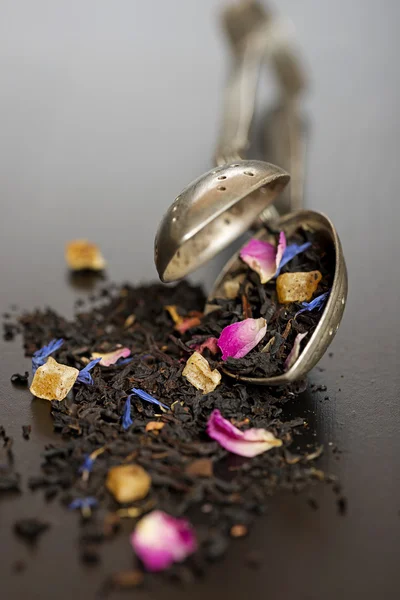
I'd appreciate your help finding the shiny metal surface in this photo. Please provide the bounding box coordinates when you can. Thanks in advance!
[154,160,289,282]
[207,210,348,385]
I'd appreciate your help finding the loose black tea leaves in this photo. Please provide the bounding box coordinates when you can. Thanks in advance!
[3,225,341,580]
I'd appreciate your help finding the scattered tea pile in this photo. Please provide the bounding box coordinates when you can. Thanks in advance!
[2,229,343,589]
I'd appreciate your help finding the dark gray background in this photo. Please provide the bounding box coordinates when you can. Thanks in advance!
[0,1,399,599]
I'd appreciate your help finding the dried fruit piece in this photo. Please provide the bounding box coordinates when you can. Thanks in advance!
[106,464,151,504]
[276,271,322,304]
[65,239,106,271]
[182,352,221,394]
[223,274,245,299]
[145,422,165,433]
[230,524,248,538]
[29,357,79,401]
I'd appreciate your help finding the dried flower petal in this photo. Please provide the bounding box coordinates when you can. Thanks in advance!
[131,388,169,411]
[207,409,282,457]
[175,315,202,334]
[68,497,98,511]
[182,352,221,394]
[79,446,105,481]
[91,347,131,367]
[276,241,312,274]
[76,358,101,385]
[79,455,94,475]
[217,318,267,360]
[131,510,197,572]
[122,395,133,430]
[192,337,219,355]
[284,332,308,371]
[276,271,322,304]
[30,357,79,401]
[106,464,151,504]
[32,338,64,374]
[124,314,136,328]
[240,232,286,284]
[164,305,183,325]
[296,291,330,317]
[65,239,106,271]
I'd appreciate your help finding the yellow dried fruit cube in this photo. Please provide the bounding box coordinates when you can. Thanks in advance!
[276,271,322,304]
[30,357,79,401]
[106,464,151,504]
[65,239,106,271]
[182,352,221,394]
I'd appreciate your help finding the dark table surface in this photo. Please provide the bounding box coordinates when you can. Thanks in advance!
[1,1,399,599]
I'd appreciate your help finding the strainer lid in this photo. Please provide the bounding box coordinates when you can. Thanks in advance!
[154,160,290,283]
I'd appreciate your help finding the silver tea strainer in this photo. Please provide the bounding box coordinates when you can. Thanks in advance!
[154,1,347,385]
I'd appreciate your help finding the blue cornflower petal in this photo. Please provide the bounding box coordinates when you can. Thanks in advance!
[118,357,133,366]
[131,388,169,411]
[276,242,312,276]
[122,395,133,429]
[296,291,330,317]
[32,338,64,374]
[68,496,98,510]
[76,358,102,385]
[78,455,94,474]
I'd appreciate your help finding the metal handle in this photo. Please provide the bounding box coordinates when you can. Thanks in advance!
[215,37,264,166]
[215,1,307,216]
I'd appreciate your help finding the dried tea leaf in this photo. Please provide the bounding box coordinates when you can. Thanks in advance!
[182,352,221,394]
[276,271,322,304]
[185,458,213,478]
[106,464,151,504]
[111,570,144,589]
[29,357,79,401]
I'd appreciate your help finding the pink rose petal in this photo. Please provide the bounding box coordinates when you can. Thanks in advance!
[217,317,267,360]
[91,347,131,367]
[284,332,308,371]
[207,409,282,457]
[193,337,219,355]
[276,231,287,269]
[240,232,287,284]
[131,510,197,572]
[175,316,201,334]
